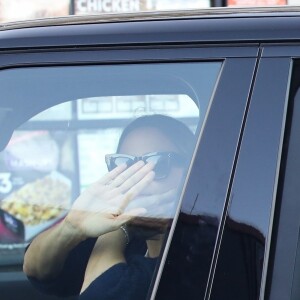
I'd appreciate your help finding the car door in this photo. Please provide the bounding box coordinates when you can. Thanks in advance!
[250,45,300,300]
[0,30,258,300]
[203,45,299,300]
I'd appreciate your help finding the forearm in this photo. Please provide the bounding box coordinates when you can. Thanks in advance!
[23,219,86,280]
[90,229,127,271]
[80,228,128,293]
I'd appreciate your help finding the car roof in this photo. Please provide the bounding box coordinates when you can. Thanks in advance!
[1,6,300,49]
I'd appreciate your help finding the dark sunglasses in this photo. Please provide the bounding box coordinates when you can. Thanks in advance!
[105,151,186,180]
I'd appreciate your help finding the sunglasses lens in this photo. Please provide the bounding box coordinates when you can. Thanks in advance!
[146,154,169,180]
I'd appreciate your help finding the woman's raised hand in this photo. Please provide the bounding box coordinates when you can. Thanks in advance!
[63,161,155,239]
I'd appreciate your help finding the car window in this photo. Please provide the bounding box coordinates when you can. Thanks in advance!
[0,62,221,299]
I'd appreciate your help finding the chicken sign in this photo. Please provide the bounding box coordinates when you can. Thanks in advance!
[74,0,145,13]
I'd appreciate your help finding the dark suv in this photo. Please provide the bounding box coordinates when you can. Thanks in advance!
[0,6,300,300]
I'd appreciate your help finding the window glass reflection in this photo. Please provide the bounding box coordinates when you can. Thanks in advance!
[0,61,221,299]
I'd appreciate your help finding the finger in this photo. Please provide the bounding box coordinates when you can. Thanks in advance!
[117,162,155,193]
[119,171,155,211]
[109,160,145,188]
[125,170,155,201]
[80,165,127,206]
[99,164,128,185]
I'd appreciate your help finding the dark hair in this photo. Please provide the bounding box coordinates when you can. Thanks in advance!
[117,114,195,157]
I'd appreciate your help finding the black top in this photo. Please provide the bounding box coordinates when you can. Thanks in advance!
[27,238,157,300]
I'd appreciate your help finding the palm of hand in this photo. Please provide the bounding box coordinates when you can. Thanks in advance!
[65,161,155,238]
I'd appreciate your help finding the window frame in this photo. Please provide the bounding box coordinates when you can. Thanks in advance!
[205,56,292,300]
[260,47,300,300]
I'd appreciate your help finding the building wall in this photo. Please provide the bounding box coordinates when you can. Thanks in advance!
[0,0,299,23]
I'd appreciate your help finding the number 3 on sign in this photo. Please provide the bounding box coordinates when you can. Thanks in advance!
[0,173,12,194]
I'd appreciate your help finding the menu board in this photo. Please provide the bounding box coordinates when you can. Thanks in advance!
[0,131,73,242]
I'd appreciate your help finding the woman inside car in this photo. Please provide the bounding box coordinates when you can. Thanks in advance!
[23,114,195,299]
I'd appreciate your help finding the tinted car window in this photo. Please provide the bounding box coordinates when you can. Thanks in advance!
[0,62,221,299]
